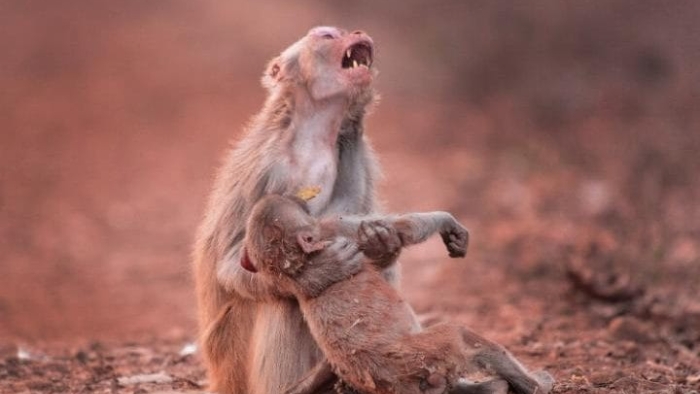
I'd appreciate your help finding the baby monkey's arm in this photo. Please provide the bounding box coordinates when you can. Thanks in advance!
[321,211,469,262]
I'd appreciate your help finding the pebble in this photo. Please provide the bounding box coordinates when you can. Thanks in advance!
[117,372,173,385]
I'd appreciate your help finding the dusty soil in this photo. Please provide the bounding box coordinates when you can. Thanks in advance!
[1,1,699,393]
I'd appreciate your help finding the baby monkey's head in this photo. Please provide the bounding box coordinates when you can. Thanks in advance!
[262,26,376,102]
[244,195,327,276]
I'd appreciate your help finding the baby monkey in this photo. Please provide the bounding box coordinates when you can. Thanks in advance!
[243,195,553,394]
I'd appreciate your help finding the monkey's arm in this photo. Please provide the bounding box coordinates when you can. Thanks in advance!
[218,235,365,301]
[216,246,290,300]
[324,131,404,270]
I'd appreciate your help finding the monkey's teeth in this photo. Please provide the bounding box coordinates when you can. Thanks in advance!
[346,49,352,58]
[353,60,358,68]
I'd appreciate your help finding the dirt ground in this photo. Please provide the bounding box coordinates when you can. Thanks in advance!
[1,1,699,393]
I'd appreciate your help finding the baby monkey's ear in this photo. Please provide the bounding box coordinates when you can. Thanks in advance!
[297,231,326,254]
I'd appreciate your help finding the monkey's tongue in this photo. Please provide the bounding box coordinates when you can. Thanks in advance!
[240,248,258,273]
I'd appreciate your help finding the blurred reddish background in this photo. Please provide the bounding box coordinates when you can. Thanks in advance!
[2,0,699,350]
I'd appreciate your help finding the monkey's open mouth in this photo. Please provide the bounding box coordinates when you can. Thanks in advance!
[342,41,373,69]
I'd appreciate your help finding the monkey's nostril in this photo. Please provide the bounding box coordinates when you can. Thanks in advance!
[353,30,363,35]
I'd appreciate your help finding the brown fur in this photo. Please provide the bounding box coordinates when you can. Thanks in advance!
[193,27,403,394]
[245,195,554,394]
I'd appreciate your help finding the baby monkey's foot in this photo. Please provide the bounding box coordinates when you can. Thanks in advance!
[449,378,508,394]
[531,370,555,394]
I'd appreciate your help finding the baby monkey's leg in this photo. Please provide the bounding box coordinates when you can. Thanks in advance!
[458,328,554,394]
[405,324,552,394]
[450,378,509,394]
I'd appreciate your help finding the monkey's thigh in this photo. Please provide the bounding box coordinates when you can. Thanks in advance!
[249,300,325,394]
[201,299,255,393]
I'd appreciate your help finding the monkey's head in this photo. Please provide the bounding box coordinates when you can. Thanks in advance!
[262,26,376,102]
[244,195,328,277]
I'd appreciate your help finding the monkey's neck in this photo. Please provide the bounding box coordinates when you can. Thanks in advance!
[290,90,349,148]
[263,91,350,215]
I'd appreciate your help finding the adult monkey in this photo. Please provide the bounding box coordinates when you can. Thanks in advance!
[193,27,407,394]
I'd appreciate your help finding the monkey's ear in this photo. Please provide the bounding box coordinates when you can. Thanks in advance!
[262,57,283,90]
[297,231,326,254]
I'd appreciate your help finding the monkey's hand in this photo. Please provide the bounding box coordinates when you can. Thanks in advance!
[298,237,364,298]
[358,219,402,267]
[439,218,469,258]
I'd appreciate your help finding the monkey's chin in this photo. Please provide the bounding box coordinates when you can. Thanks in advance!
[338,67,374,100]
[309,75,373,103]
[345,69,373,87]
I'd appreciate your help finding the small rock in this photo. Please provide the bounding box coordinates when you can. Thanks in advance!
[118,372,173,385]
[15,346,48,362]
[179,342,197,357]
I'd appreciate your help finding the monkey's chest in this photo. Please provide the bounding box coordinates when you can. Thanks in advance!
[288,149,338,214]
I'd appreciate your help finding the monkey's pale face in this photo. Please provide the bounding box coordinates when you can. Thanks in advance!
[264,26,376,101]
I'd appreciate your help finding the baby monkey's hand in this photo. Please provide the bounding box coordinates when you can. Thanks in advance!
[439,217,469,258]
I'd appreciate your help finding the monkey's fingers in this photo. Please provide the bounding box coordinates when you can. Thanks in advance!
[373,223,396,248]
[358,221,380,252]
[359,220,390,242]
[358,221,372,244]
[359,220,400,259]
